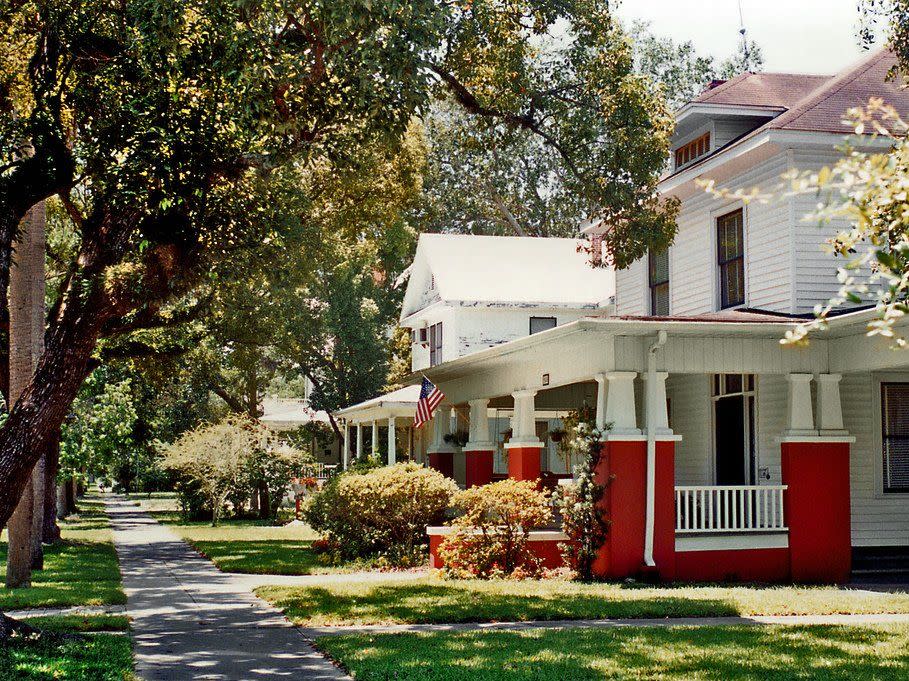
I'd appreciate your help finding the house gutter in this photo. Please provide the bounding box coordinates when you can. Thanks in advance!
[644,330,667,568]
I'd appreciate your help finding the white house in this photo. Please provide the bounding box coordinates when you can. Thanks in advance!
[335,232,615,485]
[421,49,909,584]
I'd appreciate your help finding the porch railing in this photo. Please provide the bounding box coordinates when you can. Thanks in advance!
[675,485,788,533]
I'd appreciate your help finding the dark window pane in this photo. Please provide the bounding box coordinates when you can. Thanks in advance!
[882,383,909,492]
[651,283,670,316]
[530,316,557,334]
[725,374,743,394]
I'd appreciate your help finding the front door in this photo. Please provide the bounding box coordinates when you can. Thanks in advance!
[713,374,756,485]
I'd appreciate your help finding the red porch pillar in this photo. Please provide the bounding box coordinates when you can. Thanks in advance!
[592,437,676,580]
[428,451,454,479]
[506,444,543,482]
[463,448,494,488]
[781,437,853,583]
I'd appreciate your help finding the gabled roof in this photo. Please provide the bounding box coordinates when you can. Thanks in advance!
[690,72,831,110]
[764,49,906,134]
[400,233,615,320]
[664,49,906,187]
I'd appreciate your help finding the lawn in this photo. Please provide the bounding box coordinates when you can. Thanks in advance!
[0,629,134,680]
[317,624,909,680]
[258,577,909,627]
[130,493,371,575]
[20,614,131,633]
[0,496,126,610]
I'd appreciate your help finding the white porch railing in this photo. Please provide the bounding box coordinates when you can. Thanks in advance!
[675,485,788,533]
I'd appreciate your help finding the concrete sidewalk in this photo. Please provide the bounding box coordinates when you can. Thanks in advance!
[106,496,349,680]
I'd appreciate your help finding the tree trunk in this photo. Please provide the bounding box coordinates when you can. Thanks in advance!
[56,481,67,521]
[66,478,77,514]
[6,201,46,587]
[42,428,62,543]
[258,483,269,520]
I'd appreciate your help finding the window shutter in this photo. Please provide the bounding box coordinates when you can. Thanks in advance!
[882,383,909,492]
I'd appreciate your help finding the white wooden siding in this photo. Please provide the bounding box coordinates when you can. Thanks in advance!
[667,374,711,485]
[615,258,648,315]
[842,372,909,546]
[756,374,786,485]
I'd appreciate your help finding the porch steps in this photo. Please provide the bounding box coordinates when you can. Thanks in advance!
[851,547,909,582]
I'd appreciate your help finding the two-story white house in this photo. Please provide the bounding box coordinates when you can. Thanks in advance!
[335,233,615,487]
[421,49,909,583]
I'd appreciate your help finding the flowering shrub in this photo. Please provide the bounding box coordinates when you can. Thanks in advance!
[556,415,611,581]
[439,479,552,579]
[305,462,457,565]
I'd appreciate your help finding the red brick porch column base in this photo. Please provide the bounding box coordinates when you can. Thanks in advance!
[592,438,676,581]
[463,448,494,488]
[428,450,455,480]
[505,443,544,481]
[781,438,853,583]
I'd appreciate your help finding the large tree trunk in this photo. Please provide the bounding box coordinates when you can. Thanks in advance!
[6,202,46,586]
[42,428,62,543]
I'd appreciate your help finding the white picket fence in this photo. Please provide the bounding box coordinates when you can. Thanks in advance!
[675,485,788,533]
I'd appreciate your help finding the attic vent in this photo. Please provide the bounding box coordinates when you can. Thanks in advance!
[675,132,710,170]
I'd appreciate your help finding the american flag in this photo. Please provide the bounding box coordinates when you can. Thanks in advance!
[414,377,444,429]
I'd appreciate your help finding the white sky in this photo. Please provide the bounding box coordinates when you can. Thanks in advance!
[616,0,875,74]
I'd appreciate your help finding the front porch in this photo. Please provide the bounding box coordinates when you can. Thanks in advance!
[421,311,905,584]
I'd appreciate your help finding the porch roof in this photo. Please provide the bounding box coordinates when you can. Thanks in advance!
[411,307,901,403]
[334,384,420,423]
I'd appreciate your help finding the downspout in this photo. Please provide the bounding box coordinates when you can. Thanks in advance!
[644,330,668,568]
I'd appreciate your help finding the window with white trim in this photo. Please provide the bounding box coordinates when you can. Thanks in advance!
[717,208,745,309]
[649,248,669,316]
[429,322,443,367]
[881,382,909,493]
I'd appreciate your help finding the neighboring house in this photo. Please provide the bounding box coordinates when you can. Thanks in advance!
[421,49,909,584]
[259,397,342,472]
[335,232,616,483]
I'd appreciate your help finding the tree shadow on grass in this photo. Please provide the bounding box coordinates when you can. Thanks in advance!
[266,583,742,625]
[319,625,909,680]
[190,539,322,575]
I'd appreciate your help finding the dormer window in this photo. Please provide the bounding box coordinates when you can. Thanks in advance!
[675,132,710,170]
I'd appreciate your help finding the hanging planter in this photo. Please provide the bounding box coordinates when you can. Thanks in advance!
[548,427,567,443]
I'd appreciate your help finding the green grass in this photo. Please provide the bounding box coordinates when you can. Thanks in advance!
[130,493,367,575]
[20,614,130,633]
[0,496,126,610]
[259,577,909,627]
[0,630,134,680]
[318,624,909,680]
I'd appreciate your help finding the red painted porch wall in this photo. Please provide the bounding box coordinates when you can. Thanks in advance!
[592,440,675,581]
[675,548,790,583]
[782,440,852,583]
[464,450,494,488]
[428,451,454,480]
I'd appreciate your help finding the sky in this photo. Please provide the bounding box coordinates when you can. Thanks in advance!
[616,0,876,75]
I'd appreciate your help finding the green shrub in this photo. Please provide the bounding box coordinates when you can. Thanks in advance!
[305,462,457,565]
[439,479,552,579]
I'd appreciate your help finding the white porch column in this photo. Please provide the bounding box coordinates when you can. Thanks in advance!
[466,398,493,449]
[594,373,608,431]
[816,373,847,435]
[356,423,363,460]
[511,390,540,445]
[343,421,350,470]
[642,371,672,436]
[604,371,641,436]
[387,416,397,465]
[785,373,817,437]
[371,420,379,456]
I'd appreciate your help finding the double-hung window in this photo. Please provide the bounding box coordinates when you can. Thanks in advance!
[717,208,745,309]
[429,322,443,367]
[882,382,909,493]
[649,249,670,316]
